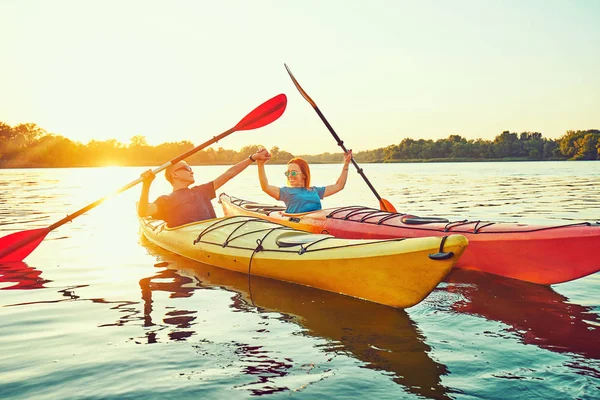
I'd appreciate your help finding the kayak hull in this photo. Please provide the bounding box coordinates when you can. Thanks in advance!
[219,193,600,285]
[139,215,468,308]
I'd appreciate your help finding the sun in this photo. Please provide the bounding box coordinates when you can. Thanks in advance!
[98,160,124,167]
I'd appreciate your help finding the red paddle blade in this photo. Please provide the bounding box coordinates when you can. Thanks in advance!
[234,93,287,131]
[0,228,50,262]
[379,199,398,213]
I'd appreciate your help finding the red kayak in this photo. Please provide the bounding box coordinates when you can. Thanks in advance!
[219,193,600,285]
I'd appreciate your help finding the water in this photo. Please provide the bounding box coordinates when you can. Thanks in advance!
[0,161,599,399]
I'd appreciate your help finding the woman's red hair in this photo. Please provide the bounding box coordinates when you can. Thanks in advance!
[287,157,311,188]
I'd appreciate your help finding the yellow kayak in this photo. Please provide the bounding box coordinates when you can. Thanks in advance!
[139,215,468,308]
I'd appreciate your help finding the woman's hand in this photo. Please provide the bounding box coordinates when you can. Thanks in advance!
[344,150,353,168]
[254,148,271,164]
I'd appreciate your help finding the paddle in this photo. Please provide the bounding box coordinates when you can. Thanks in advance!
[283,64,397,213]
[0,93,288,262]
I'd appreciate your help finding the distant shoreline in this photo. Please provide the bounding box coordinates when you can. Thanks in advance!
[2,123,598,167]
[2,158,594,169]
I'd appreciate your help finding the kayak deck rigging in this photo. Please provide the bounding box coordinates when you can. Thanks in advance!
[191,216,410,254]
[199,212,457,261]
[324,206,595,234]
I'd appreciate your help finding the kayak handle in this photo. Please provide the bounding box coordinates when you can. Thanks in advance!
[428,236,455,260]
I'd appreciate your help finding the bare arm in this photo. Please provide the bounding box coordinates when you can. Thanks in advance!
[138,170,159,217]
[213,149,270,191]
[323,150,352,198]
[258,159,280,200]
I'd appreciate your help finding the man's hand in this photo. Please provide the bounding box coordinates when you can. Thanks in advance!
[141,169,156,185]
[254,148,271,164]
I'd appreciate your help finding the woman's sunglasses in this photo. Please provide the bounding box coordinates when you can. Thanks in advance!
[284,170,302,178]
[174,165,193,173]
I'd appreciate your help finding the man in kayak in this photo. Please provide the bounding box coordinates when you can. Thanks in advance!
[257,150,353,213]
[138,149,270,227]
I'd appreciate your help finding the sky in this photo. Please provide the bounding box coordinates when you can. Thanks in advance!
[2,0,599,155]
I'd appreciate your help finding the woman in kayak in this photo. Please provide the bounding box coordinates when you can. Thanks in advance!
[257,150,352,213]
[138,149,270,227]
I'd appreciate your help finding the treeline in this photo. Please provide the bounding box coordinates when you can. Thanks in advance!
[335,130,600,163]
[0,122,296,168]
[0,121,599,168]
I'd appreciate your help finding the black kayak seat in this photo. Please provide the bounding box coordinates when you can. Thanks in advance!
[243,203,286,212]
[401,216,450,225]
[243,203,270,209]
[276,233,333,247]
[260,207,287,212]
[243,203,282,210]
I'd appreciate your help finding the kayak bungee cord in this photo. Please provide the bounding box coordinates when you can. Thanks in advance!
[325,206,595,234]
[192,216,409,253]
[188,216,461,289]
[246,228,279,301]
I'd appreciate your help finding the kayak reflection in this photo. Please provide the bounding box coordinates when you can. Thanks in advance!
[138,267,199,342]
[140,241,452,399]
[0,262,50,290]
[445,269,600,360]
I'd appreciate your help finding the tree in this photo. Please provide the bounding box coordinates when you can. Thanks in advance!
[27,135,81,167]
[127,135,151,165]
[572,134,599,160]
[1,123,48,162]
[558,130,600,160]
[236,145,264,162]
[129,135,149,147]
[383,144,399,161]
[519,132,544,160]
[269,146,293,163]
[493,131,519,158]
[543,140,561,159]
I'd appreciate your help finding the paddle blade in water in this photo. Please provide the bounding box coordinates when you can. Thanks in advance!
[234,93,287,131]
[0,228,51,262]
[380,199,398,213]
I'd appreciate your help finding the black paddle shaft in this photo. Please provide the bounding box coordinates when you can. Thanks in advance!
[312,106,383,202]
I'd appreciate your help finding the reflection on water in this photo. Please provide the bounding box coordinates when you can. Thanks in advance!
[139,239,453,399]
[445,269,600,369]
[0,262,51,290]
[139,267,198,343]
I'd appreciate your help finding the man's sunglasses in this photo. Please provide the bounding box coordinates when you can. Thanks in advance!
[284,171,302,178]
[174,165,193,173]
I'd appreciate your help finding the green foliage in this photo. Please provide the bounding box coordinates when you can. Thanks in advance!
[0,121,598,168]
[559,130,600,160]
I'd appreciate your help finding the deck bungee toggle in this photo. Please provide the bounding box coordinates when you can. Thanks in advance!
[428,236,455,260]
